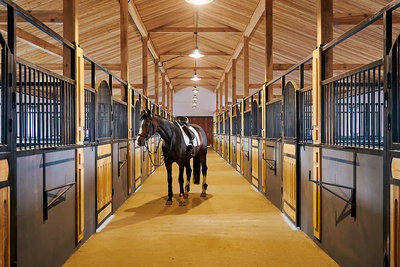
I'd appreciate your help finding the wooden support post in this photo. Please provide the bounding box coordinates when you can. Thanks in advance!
[312,47,322,240]
[63,0,78,79]
[244,36,250,97]
[215,87,219,113]
[161,72,166,108]
[120,0,129,101]
[219,85,223,111]
[225,72,229,108]
[265,0,273,101]
[127,84,133,194]
[154,59,159,104]
[232,59,237,105]
[142,36,148,96]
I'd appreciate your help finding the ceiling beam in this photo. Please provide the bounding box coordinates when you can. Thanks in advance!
[149,27,240,33]
[161,51,230,56]
[0,25,62,58]
[167,66,224,70]
[0,10,63,23]
[333,13,400,25]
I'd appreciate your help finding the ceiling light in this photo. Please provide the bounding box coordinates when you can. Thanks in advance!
[189,48,204,58]
[192,86,199,93]
[185,0,213,5]
[190,72,201,81]
[193,94,198,101]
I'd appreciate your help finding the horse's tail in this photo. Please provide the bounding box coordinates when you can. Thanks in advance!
[193,154,201,184]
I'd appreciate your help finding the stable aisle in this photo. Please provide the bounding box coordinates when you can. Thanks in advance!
[63,148,338,267]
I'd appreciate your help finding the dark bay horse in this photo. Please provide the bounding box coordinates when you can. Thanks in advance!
[136,109,208,206]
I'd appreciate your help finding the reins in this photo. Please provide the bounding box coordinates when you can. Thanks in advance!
[143,129,173,168]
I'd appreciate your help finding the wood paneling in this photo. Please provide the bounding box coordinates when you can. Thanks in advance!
[0,187,10,267]
[96,144,112,225]
[283,143,297,224]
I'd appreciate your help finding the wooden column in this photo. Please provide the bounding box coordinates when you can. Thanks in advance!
[171,88,174,115]
[166,82,170,112]
[215,88,219,113]
[64,0,85,243]
[265,0,273,101]
[142,36,148,96]
[63,0,78,79]
[219,85,223,111]
[244,36,250,97]
[312,0,333,241]
[154,59,159,104]
[317,0,333,78]
[232,59,237,105]
[161,72,166,108]
[120,0,129,101]
[225,72,229,108]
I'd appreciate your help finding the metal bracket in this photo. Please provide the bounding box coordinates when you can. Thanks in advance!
[308,170,356,218]
[44,182,75,221]
[263,157,276,175]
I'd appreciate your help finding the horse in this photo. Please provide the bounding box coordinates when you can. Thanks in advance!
[136,109,208,206]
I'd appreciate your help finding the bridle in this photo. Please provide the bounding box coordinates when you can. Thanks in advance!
[139,115,172,167]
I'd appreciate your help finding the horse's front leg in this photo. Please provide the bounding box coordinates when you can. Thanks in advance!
[166,162,173,205]
[184,163,192,199]
[178,164,186,206]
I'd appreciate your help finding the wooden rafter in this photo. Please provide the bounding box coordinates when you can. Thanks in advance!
[149,27,240,33]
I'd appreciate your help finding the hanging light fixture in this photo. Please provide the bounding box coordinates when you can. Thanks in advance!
[190,59,201,81]
[193,94,198,101]
[189,33,204,58]
[186,0,213,5]
[192,86,199,93]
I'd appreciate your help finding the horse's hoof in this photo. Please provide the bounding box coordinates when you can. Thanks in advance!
[179,201,186,206]
[166,200,173,205]
[184,193,189,199]
[200,192,206,197]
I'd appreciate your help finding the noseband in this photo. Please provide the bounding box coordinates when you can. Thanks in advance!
[139,117,155,141]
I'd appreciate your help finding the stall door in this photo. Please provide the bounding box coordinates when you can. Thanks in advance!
[96,80,113,226]
[96,144,112,225]
[282,81,299,225]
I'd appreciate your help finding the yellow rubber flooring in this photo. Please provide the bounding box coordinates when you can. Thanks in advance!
[63,148,338,267]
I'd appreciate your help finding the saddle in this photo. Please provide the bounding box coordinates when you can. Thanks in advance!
[174,116,196,156]
[175,116,194,141]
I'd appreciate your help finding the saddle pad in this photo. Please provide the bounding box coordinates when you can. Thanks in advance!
[177,124,201,147]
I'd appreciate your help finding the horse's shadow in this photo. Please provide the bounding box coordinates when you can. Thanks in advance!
[102,193,214,230]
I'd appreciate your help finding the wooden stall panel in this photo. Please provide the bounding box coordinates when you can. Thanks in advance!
[75,148,84,242]
[97,144,112,225]
[391,157,400,266]
[0,187,10,267]
[236,137,241,172]
[251,139,259,188]
[390,184,400,266]
[134,146,142,188]
[283,143,297,223]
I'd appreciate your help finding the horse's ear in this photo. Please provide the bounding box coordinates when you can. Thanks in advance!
[146,108,151,116]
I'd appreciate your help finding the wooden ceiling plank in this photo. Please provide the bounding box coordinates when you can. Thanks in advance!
[149,27,240,33]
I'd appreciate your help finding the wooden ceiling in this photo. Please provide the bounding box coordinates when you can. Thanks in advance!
[2,0,400,103]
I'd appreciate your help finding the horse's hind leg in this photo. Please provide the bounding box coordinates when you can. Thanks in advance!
[200,152,208,198]
[178,164,186,206]
[184,163,192,199]
[166,162,173,205]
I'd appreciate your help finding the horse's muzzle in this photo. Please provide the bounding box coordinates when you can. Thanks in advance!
[137,137,145,146]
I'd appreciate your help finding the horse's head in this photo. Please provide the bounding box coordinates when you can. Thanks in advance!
[137,109,155,146]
